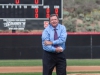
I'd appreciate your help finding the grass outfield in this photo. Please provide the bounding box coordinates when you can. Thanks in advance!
[0,72,100,75]
[0,59,100,74]
[0,73,66,75]
[0,59,100,66]
[0,73,40,75]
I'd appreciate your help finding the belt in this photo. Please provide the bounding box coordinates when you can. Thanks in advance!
[44,50,62,54]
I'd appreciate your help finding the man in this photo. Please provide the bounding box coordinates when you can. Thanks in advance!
[42,14,67,75]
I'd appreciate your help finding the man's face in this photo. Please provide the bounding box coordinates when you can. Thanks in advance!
[49,16,59,27]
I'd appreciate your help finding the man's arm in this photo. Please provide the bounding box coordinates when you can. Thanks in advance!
[42,29,56,52]
[52,26,67,45]
[42,42,56,52]
[42,29,63,52]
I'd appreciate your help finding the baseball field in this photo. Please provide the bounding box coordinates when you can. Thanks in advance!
[0,59,100,75]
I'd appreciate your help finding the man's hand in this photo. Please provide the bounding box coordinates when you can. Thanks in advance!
[55,47,63,53]
[44,40,53,45]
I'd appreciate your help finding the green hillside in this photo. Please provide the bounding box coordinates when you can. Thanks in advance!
[63,0,100,32]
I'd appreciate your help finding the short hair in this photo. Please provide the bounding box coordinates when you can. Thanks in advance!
[49,14,59,21]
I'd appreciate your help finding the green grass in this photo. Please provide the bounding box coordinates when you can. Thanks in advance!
[67,59,100,66]
[0,59,100,74]
[0,73,42,75]
[0,73,56,75]
[0,72,100,75]
[0,59,100,66]
[0,59,42,66]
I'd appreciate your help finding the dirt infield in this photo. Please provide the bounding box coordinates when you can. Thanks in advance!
[0,66,100,75]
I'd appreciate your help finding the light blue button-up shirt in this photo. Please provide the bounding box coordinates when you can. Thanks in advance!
[41,23,67,52]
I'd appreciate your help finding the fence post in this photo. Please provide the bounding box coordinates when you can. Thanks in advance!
[90,35,93,59]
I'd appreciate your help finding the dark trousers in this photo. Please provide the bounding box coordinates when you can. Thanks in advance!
[42,50,67,75]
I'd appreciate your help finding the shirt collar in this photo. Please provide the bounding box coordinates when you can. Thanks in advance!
[49,23,60,30]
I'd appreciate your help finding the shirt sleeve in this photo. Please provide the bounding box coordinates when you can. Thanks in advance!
[42,29,56,52]
[52,25,67,45]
